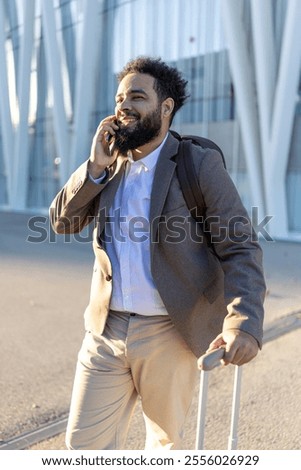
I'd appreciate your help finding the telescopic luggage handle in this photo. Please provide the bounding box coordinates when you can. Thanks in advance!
[196,348,243,450]
[197,347,225,370]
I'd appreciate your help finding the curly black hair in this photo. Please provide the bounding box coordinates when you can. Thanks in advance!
[117,56,189,124]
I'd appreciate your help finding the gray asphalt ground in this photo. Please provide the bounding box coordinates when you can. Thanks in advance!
[0,211,300,450]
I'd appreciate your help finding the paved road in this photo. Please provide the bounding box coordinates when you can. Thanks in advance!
[0,211,300,450]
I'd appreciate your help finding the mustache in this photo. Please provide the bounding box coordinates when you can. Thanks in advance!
[117,111,140,122]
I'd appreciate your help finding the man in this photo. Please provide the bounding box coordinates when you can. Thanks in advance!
[50,57,266,450]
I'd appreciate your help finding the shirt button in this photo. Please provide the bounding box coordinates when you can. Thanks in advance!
[106,274,112,281]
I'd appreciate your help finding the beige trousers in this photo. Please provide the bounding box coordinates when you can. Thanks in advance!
[65,311,198,450]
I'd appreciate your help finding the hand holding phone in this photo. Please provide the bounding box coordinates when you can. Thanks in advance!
[105,129,117,156]
[88,116,119,178]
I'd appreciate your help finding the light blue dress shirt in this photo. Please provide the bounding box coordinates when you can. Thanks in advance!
[90,134,169,316]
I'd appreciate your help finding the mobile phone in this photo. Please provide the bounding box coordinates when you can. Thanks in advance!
[105,120,118,155]
[105,133,116,156]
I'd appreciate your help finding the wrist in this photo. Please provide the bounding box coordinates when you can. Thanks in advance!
[88,159,107,179]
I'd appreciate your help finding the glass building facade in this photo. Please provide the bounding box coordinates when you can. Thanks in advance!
[0,0,300,239]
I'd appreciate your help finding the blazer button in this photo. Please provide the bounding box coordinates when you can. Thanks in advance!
[106,274,112,281]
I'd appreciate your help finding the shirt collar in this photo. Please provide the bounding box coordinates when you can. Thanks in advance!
[127,133,168,171]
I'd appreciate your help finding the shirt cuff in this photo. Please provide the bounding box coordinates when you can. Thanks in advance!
[88,169,108,184]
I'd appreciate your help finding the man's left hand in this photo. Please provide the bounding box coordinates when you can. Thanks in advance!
[207,330,259,366]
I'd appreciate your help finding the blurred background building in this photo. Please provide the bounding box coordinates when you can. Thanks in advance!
[0,0,300,240]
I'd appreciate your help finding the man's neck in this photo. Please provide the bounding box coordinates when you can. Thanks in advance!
[131,130,168,161]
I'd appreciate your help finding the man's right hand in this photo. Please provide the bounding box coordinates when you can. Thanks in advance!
[88,115,120,178]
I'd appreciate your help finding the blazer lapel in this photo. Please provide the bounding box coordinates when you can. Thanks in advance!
[97,156,127,237]
[149,133,179,246]
[96,133,180,244]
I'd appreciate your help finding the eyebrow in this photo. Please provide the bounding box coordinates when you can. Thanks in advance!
[115,88,148,99]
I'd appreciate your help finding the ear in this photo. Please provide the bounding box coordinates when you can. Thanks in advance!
[161,97,174,119]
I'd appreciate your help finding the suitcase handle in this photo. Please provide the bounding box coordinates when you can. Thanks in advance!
[197,347,225,371]
[196,347,242,450]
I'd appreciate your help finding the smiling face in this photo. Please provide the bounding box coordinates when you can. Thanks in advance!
[113,73,172,156]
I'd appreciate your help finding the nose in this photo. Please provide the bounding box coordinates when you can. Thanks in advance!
[116,97,131,113]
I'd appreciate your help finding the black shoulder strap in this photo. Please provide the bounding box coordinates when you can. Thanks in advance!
[172,130,226,224]
[175,139,205,223]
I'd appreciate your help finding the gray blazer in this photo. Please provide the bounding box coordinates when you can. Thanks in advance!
[50,133,266,357]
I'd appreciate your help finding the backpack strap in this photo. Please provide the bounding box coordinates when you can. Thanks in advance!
[172,130,226,225]
[175,139,206,223]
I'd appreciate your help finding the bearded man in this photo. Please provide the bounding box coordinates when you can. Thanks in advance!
[50,56,266,450]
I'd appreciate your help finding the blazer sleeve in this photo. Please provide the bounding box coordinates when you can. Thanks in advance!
[196,147,266,346]
[49,160,109,234]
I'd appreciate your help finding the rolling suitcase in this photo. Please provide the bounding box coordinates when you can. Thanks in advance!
[196,348,243,450]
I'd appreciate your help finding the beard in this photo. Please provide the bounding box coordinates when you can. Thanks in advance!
[114,106,162,154]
